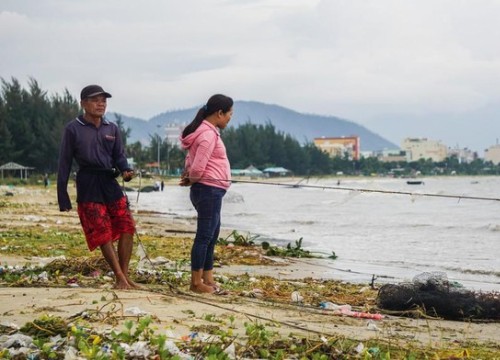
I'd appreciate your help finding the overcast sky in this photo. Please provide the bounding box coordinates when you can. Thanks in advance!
[2,0,500,153]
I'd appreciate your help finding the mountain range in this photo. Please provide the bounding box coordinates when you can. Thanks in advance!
[113,101,398,152]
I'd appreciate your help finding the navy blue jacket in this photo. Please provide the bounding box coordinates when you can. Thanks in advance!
[57,115,131,211]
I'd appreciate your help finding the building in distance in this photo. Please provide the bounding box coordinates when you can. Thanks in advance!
[376,149,411,162]
[162,121,188,147]
[401,138,447,162]
[484,144,500,164]
[447,146,477,164]
[313,136,360,160]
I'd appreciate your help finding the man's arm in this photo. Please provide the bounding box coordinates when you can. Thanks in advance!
[57,126,74,211]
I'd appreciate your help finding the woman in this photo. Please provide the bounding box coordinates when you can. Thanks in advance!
[180,94,233,293]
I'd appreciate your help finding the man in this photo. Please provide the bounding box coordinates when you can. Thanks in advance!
[57,84,140,290]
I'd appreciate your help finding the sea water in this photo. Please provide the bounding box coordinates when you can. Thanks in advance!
[129,176,500,291]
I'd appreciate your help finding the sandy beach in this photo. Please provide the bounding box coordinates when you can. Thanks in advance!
[1,184,499,358]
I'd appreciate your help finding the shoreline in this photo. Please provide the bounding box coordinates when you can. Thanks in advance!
[2,183,498,291]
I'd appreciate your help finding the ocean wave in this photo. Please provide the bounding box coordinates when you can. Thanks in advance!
[487,224,500,232]
[231,212,261,217]
[279,220,316,225]
[444,266,500,278]
[225,192,244,203]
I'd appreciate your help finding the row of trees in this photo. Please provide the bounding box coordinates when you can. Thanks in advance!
[222,123,333,174]
[0,78,79,173]
[0,78,185,174]
[1,77,499,178]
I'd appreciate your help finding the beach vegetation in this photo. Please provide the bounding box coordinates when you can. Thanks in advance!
[1,261,499,359]
[328,251,338,259]
[1,189,500,358]
[2,311,498,359]
[218,230,259,246]
[261,237,318,258]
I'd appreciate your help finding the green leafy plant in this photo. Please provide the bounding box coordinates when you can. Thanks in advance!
[33,338,58,359]
[262,238,317,258]
[110,316,154,344]
[328,251,338,259]
[245,321,277,347]
[218,230,259,246]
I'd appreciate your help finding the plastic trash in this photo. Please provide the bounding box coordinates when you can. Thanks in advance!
[163,331,194,360]
[120,341,151,358]
[319,301,352,312]
[366,320,380,331]
[38,271,49,282]
[291,291,304,303]
[319,301,384,320]
[64,346,79,360]
[0,321,19,330]
[224,342,236,359]
[1,333,34,348]
[125,307,149,316]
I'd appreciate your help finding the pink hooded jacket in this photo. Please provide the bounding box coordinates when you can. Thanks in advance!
[180,120,231,190]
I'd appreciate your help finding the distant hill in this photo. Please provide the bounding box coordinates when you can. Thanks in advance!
[112,101,398,151]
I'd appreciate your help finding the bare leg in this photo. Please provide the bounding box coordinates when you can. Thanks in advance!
[202,269,218,289]
[191,269,215,293]
[100,242,130,289]
[117,233,144,289]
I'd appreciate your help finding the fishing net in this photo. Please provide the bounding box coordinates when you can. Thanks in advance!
[377,272,500,320]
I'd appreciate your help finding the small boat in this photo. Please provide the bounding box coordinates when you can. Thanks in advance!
[406,180,424,185]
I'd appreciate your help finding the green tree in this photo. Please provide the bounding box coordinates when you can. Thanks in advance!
[0,77,78,173]
[1,77,30,164]
[49,89,79,171]
[0,93,14,164]
[114,113,131,147]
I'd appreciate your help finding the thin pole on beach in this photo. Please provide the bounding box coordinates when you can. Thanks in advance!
[122,172,156,268]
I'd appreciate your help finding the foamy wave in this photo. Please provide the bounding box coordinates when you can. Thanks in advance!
[444,266,500,278]
[280,220,315,225]
[225,192,244,203]
[487,224,500,232]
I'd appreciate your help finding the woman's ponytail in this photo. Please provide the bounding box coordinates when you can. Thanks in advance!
[181,94,233,138]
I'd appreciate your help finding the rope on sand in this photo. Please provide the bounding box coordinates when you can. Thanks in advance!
[147,285,385,337]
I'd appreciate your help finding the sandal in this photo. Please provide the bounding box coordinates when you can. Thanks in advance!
[213,288,230,296]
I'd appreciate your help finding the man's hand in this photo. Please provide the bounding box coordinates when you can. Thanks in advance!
[122,170,134,182]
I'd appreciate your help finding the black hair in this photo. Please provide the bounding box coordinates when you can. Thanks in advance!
[182,94,233,138]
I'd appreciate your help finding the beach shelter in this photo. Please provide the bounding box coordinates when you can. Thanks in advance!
[263,167,291,177]
[242,165,264,177]
[231,165,264,178]
[0,162,35,179]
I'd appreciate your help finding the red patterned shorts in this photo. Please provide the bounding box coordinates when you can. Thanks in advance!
[77,197,135,251]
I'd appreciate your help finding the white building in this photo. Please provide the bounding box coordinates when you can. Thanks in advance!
[401,138,448,162]
[447,147,476,164]
[164,122,188,147]
[484,144,500,164]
